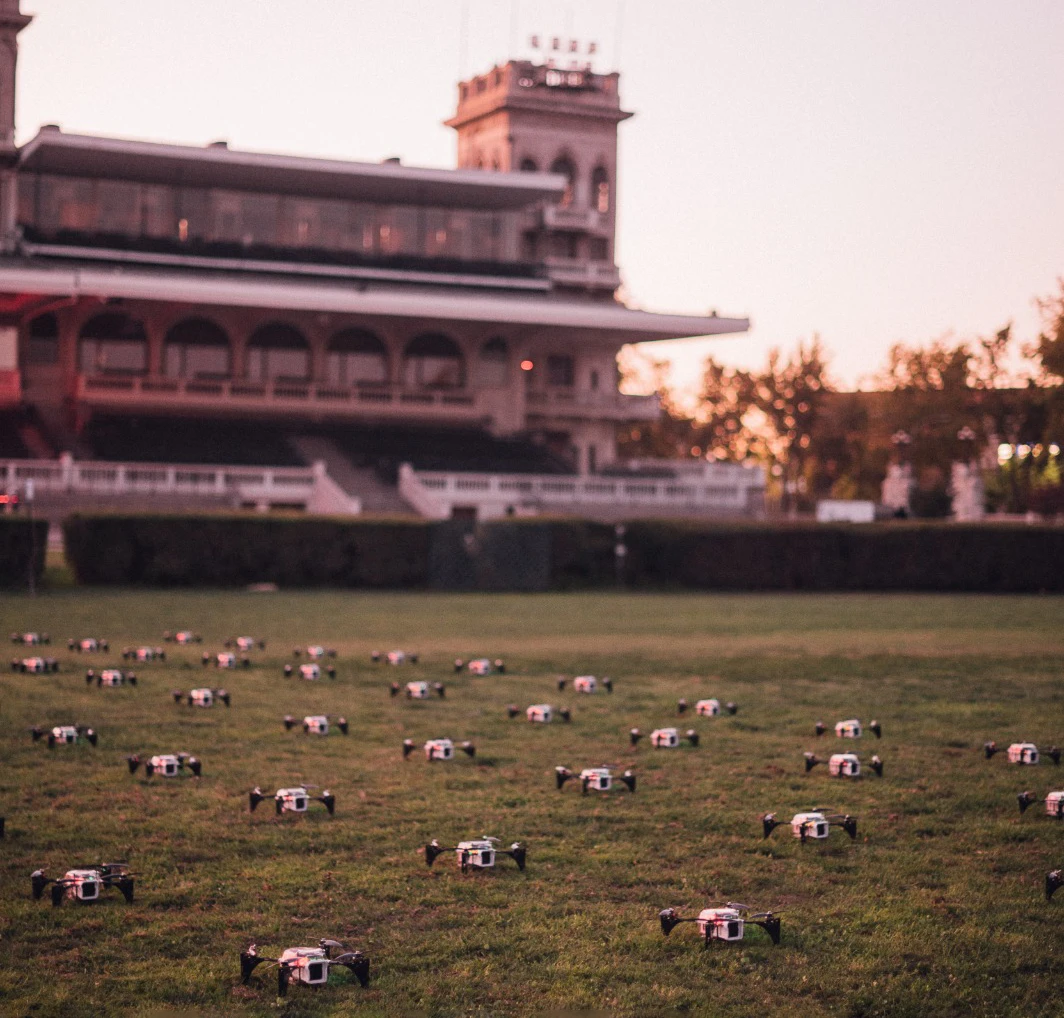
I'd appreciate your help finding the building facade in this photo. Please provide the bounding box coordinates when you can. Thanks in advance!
[0,2,748,487]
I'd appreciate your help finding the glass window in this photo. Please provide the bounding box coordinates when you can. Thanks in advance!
[39,176,96,232]
[589,237,609,261]
[78,313,147,375]
[163,318,230,379]
[591,167,610,214]
[140,184,175,238]
[97,180,140,234]
[17,175,36,227]
[477,337,508,387]
[403,333,464,388]
[547,354,574,387]
[551,156,576,208]
[247,323,309,382]
[25,313,59,366]
[519,158,538,172]
[241,193,280,245]
[326,329,388,386]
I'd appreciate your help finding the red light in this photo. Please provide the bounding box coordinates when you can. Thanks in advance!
[520,359,534,371]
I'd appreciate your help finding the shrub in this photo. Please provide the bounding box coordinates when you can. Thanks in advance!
[0,516,48,589]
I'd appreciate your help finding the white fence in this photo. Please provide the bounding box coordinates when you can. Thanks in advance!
[399,461,766,520]
[1,453,361,515]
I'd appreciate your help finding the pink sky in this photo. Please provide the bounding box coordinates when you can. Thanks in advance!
[15,0,1064,394]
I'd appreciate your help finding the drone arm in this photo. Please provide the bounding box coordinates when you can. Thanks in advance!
[750,915,782,945]
[1017,791,1037,814]
[424,840,452,867]
[839,815,858,840]
[658,908,698,936]
[249,787,265,812]
[503,843,527,871]
[31,870,51,899]
[555,766,572,790]
[619,771,637,793]
[112,875,135,903]
[239,948,274,984]
[317,792,336,815]
[1047,869,1063,901]
[332,952,370,987]
[761,813,782,839]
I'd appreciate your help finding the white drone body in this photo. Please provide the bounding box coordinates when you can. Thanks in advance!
[468,658,494,675]
[698,907,745,942]
[387,650,407,665]
[790,812,830,839]
[653,727,681,748]
[527,704,553,723]
[281,947,331,986]
[62,869,102,901]
[573,676,597,693]
[249,785,336,816]
[836,719,862,738]
[127,752,202,778]
[1010,743,1039,765]
[126,646,164,661]
[191,688,216,706]
[305,716,329,735]
[31,862,133,906]
[425,738,455,760]
[582,767,614,790]
[52,725,81,745]
[70,637,106,652]
[13,631,47,645]
[696,699,721,717]
[207,652,247,669]
[278,787,311,812]
[98,669,129,687]
[232,637,259,651]
[456,839,497,868]
[407,681,429,699]
[829,753,861,777]
[150,754,181,777]
[300,664,321,680]
[305,646,327,659]
[240,939,369,995]
[171,631,198,645]
[1048,791,1064,816]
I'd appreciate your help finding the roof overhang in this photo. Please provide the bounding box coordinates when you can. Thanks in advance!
[0,262,749,344]
[18,129,567,210]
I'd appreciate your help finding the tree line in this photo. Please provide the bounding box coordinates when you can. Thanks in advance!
[620,281,1064,515]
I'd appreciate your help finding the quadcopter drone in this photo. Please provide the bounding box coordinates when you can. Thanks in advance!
[659,902,781,947]
[1017,790,1064,818]
[762,809,858,842]
[68,637,108,652]
[556,765,636,794]
[12,631,49,645]
[293,645,337,659]
[392,680,444,700]
[240,939,369,996]
[284,714,348,735]
[804,752,882,777]
[122,646,165,662]
[814,718,882,739]
[373,649,419,665]
[456,657,505,675]
[172,687,230,707]
[250,785,336,816]
[1048,870,1063,901]
[225,636,265,651]
[557,675,612,694]
[630,727,699,749]
[127,752,202,778]
[425,836,527,872]
[284,662,336,680]
[508,703,570,723]
[203,651,250,669]
[31,862,133,906]
[31,724,98,747]
[678,698,738,717]
[984,741,1060,766]
[11,656,59,673]
[86,668,136,687]
[403,738,476,761]
[164,630,202,645]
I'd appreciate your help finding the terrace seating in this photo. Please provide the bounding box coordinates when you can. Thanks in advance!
[81,415,306,467]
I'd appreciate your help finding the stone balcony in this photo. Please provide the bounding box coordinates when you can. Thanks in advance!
[544,257,621,290]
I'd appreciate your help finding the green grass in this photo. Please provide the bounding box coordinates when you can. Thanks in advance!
[1,591,1063,1017]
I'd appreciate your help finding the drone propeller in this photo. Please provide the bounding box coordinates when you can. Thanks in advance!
[460,741,476,757]
[747,912,783,944]
[658,908,698,935]
[249,787,266,812]
[315,791,336,815]
[677,698,689,715]
[424,839,452,866]
[604,677,613,693]
[283,715,297,730]
[840,814,858,839]
[390,682,400,697]
[217,690,231,707]
[507,704,519,719]
[433,683,446,698]
[494,659,505,673]
[127,754,142,774]
[815,721,825,737]
[1048,746,1061,766]
[85,670,95,685]
[619,770,637,793]
[453,658,464,673]
[326,666,336,679]
[557,677,567,691]
[30,726,44,742]
[504,842,527,871]
[402,739,416,758]
[984,740,1001,759]
[761,812,783,839]
[726,702,738,715]
[684,730,700,748]
[1048,869,1063,902]
[31,869,51,899]
[187,757,202,777]
[559,708,571,722]
[804,752,821,772]
[870,720,882,739]
[870,755,884,777]
[337,717,349,735]
[630,728,643,746]
[171,690,184,704]
[555,766,573,790]
[1018,791,1038,814]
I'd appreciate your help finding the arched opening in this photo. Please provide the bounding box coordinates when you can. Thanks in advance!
[163,317,230,379]
[25,312,59,366]
[326,328,388,386]
[591,166,610,214]
[78,312,148,375]
[477,337,509,387]
[246,322,309,383]
[402,333,464,389]
[551,155,576,208]
[519,158,539,172]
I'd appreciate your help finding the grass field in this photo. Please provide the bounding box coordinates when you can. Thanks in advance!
[2,590,1063,1018]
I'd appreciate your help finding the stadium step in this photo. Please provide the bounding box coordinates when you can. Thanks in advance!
[288,435,416,515]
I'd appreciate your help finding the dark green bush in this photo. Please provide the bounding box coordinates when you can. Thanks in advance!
[63,513,431,587]
[0,516,48,589]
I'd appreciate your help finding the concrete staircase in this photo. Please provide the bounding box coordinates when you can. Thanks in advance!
[288,435,415,515]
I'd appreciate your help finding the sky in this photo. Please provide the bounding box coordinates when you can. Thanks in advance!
[14,0,1064,394]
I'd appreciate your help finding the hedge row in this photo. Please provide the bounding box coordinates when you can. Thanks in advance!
[60,513,1064,592]
[0,516,49,589]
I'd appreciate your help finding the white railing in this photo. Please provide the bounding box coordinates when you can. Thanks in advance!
[1,454,361,515]
[399,462,766,520]
[525,390,659,421]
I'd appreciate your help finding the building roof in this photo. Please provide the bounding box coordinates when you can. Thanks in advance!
[0,260,750,344]
[18,127,567,210]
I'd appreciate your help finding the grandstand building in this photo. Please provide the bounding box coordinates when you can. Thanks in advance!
[0,1,760,518]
